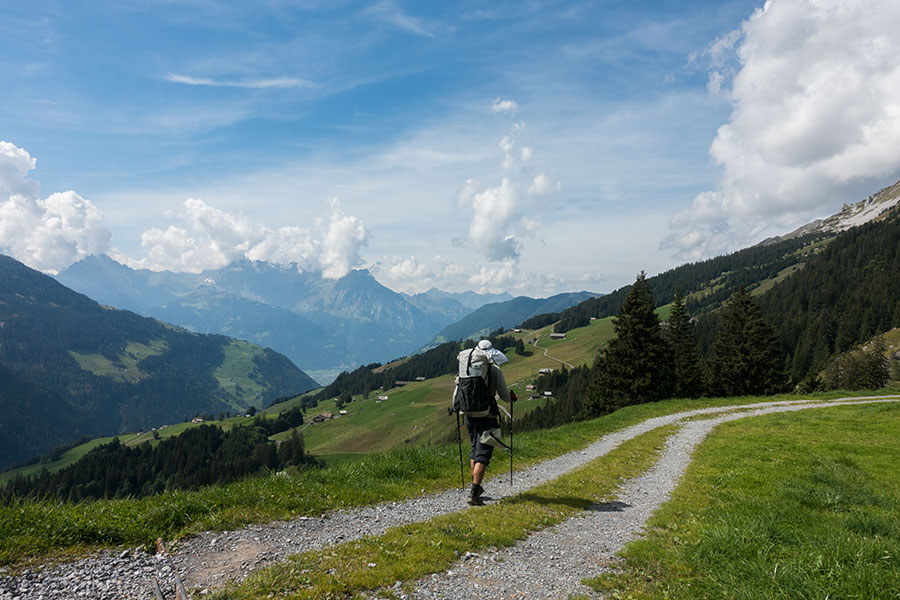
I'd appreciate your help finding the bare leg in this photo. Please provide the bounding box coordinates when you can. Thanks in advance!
[471,460,486,485]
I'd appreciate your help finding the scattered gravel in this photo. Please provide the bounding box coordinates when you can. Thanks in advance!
[403,399,900,599]
[2,397,896,600]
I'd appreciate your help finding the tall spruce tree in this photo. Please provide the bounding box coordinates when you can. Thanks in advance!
[708,287,787,396]
[666,289,703,398]
[585,272,673,416]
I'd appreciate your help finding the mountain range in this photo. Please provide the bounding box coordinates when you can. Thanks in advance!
[55,257,575,377]
[0,254,319,469]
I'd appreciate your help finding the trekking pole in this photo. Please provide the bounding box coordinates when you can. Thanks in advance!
[509,396,513,488]
[151,579,165,600]
[456,411,465,489]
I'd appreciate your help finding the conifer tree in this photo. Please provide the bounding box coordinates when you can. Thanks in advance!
[708,287,787,396]
[585,272,673,416]
[666,289,703,398]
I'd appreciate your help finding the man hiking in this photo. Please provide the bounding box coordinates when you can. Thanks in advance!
[451,339,517,505]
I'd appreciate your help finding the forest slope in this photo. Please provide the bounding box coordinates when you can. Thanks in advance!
[0,254,318,469]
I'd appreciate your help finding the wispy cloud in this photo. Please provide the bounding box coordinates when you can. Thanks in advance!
[163,74,314,89]
[491,97,518,113]
[364,1,436,38]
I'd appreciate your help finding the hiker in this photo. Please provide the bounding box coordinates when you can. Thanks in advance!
[451,339,517,505]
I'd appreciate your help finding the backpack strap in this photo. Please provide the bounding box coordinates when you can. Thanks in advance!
[465,347,475,377]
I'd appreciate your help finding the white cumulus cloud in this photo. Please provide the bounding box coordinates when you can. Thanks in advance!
[665,0,900,260]
[373,254,587,296]
[454,106,560,266]
[317,198,369,279]
[374,255,468,293]
[459,177,521,261]
[131,197,369,278]
[0,141,111,274]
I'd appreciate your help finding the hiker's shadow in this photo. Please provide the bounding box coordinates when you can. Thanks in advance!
[505,493,631,512]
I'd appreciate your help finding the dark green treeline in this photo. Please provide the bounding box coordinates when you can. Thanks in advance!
[1,407,320,503]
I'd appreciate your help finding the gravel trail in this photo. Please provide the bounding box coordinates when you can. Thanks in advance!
[1,397,896,600]
[405,397,900,599]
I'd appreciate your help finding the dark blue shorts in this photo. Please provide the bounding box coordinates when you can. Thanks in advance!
[465,415,499,465]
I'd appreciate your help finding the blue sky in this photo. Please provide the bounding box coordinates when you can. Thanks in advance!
[3,0,900,295]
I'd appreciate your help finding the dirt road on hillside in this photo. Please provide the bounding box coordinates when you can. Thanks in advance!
[3,397,897,600]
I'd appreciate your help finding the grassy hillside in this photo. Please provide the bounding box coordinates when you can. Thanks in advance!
[2,391,897,580]
[291,320,618,461]
[0,304,649,478]
[588,401,900,599]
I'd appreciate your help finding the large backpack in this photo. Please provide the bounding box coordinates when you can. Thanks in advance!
[452,348,495,417]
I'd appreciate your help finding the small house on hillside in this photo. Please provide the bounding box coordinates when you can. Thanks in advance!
[415,376,426,382]
[377,395,389,402]
[525,384,536,391]
[339,409,348,415]
[312,412,335,424]
[394,380,411,387]
[538,368,553,375]
[549,332,566,340]
[544,391,553,397]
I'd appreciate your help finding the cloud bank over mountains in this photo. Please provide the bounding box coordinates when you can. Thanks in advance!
[1,98,562,292]
[0,140,370,278]
[665,0,900,260]
[122,197,369,278]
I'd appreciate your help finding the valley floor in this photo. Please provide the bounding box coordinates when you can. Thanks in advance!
[2,396,898,600]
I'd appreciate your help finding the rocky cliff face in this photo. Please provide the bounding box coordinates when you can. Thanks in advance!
[772,180,900,243]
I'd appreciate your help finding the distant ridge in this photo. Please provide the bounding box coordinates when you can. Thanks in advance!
[0,254,318,469]
[425,291,600,347]
[56,258,522,372]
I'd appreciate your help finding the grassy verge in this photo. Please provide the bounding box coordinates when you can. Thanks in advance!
[210,425,675,600]
[586,401,900,599]
[1,392,892,569]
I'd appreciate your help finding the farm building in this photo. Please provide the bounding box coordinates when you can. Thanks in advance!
[544,391,553,397]
[549,332,566,340]
[311,412,335,424]
[538,368,553,375]
[525,384,536,391]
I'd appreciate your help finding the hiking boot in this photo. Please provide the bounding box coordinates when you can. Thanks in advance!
[467,494,484,506]
[468,483,484,505]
